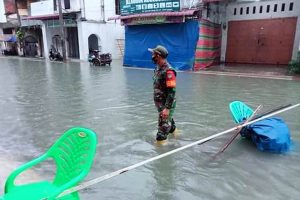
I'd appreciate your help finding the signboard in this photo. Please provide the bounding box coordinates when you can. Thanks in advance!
[45,19,77,28]
[120,0,180,16]
[122,16,185,25]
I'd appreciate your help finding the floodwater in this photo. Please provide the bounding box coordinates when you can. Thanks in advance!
[0,57,300,200]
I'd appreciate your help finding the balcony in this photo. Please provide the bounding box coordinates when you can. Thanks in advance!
[30,0,80,17]
[30,0,54,16]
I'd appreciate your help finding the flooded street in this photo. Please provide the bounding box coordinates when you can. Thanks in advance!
[0,57,300,200]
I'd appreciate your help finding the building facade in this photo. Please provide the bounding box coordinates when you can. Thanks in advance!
[108,0,300,69]
[220,0,300,65]
[108,0,204,70]
[0,0,124,60]
[77,0,124,60]
[1,0,300,68]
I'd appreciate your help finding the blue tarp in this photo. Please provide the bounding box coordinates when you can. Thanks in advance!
[5,35,17,42]
[123,20,199,71]
[241,117,291,153]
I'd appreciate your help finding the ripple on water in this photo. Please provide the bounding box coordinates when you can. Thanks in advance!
[0,59,300,199]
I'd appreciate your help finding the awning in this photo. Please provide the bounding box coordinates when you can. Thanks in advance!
[0,34,17,42]
[6,35,17,42]
[108,9,198,21]
[22,13,59,20]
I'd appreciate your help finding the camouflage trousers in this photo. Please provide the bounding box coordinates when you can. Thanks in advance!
[156,102,176,141]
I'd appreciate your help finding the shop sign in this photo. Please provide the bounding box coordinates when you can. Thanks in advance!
[120,0,180,15]
[122,15,185,25]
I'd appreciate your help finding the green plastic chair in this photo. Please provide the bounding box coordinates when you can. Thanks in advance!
[229,101,254,124]
[0,127,97,200]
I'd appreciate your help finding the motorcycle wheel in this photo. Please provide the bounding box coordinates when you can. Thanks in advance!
[93,60,100,66]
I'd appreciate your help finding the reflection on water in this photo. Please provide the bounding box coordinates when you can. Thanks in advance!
[0,57,300,199]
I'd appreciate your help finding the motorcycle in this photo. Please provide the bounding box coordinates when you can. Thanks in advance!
[88,50,112,66]
[49,48,63,61]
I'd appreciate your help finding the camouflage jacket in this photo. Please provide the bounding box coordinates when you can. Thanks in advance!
[153,62,176,111]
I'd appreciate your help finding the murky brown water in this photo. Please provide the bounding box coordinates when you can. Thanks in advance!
[0,57,300,199]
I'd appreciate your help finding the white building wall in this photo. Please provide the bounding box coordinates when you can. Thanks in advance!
[84,0,103,21]
[78,21,124,60]
[221,0,300,61]
[42,24,70,59]
[68,0,81,12]
[31,0,54,16]
[105,0,117,21]
[78,0,124,60]
[31,0,80,17]
[181,0,200,9]
[202,3,222,24]
[0,0,6,23]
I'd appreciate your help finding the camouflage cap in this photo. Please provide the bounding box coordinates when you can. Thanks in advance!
[148,45,168,58]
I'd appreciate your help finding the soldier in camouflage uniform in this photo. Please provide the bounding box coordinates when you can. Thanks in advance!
[148,45,177,141]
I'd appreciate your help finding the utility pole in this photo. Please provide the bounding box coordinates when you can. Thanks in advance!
[14,0,21,26]
[58,0,67,62]
[15,0,23,56]
[100,0,105,22]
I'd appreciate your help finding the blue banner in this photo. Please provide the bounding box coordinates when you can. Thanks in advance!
[124,20,199,71]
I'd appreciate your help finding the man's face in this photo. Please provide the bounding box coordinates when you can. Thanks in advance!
[152,52,160,64]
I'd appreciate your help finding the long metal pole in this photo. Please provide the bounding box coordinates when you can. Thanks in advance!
[57,103,300,198]
[218,105,262,153]
[58,0,67,62]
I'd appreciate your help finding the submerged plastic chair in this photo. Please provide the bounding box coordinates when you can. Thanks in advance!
[229,101,254,124]
[0,127,97,200]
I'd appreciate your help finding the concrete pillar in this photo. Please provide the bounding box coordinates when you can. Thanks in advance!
[220,3,227,63]
[292,15,300,59]
[41,23,49,59]
[77,21,85,60]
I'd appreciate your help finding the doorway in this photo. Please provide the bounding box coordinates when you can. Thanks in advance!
[226,17,297,65]
[24,35,38,57]
[88,34,101,53]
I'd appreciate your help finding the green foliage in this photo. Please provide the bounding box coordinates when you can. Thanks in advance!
[16,29,25,41]
[288,51,300,74]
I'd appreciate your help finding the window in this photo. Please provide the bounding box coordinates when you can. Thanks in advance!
[240,7,243,15]
[274,4,277,12]
[3,28,13,34]
[259,5,263,13]
[289,2,294,11]
[246,7,249,14]
[234,8,237,15]
[54,0,57,11]
[64,0,70,9]
[253,6,256,14]
[281,3,285,11]
[266,5,270,13]
[115,0,120,15]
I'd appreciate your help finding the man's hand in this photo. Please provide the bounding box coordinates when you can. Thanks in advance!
[161,108,170,119]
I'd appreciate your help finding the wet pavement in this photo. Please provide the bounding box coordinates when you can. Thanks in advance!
[207,63,289,76]
[1,55,297,79]
[198,63,300,81]
[0,56,300,200]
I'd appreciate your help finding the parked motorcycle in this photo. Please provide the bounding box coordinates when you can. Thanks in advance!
[88,50,112,66]
[49,48,63,61]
